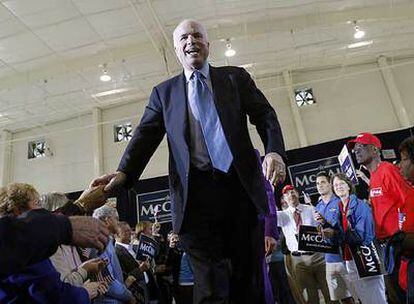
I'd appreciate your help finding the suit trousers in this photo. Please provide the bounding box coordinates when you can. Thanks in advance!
[268,260,296,304]
[179,166,264,304]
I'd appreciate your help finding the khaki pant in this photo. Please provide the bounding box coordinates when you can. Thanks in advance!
[284,254,305,304]
[289,253,335,304]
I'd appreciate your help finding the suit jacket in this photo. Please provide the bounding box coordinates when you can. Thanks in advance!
[115,244,144,281]
[118,65,286,232]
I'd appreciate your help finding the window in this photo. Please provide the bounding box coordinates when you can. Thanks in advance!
[294,88,316,107]
[28,140,47,159]
[114,122,133,142]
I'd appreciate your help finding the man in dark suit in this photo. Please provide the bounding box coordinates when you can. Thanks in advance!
[94,19,286,304]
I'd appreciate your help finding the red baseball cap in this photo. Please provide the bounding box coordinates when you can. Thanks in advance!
[281,184,295,194]
[347,132,382,149]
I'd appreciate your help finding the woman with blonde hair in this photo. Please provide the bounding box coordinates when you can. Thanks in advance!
[0,183,96,303]
[136,221,153,238]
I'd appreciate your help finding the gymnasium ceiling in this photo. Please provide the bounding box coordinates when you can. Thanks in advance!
[0,0,413,131]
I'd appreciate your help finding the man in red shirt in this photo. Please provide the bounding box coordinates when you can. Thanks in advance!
[349,132,414,303]
[349,133,414,238]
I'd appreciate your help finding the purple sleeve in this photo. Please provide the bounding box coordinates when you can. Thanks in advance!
[255,149,279,239]
[264,181,279,239]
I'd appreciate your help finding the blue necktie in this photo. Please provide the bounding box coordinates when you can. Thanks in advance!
[188,71,233,172]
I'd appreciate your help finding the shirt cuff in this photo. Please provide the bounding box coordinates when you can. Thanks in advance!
[77,266,88,281]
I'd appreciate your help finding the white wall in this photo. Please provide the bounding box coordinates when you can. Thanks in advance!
[101,101,169,179]
[391,58,414,123]
[9,115,95,193]
[2,58,414,193]
[292,62,400,145]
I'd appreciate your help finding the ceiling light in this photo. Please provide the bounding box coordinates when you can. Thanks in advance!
[224,39,236,57]
[99,63,112,82]
[91,88,130,98]
[347,40,373,49]
[353,21,365,39]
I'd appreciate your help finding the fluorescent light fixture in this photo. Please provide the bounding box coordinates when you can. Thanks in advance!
[239,63,253,69]
[0,115,10,124]
[347,40,373,49]
[91,88,130,98]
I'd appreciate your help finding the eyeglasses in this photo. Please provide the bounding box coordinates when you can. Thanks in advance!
[333,181,348,188]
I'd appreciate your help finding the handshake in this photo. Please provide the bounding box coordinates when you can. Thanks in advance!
[66,171,127,251]
[74,171,128,213]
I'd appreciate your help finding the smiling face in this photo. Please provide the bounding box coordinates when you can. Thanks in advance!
[316,175,332,196]
[353,143,375,165]
[332,176,351,199]
[283,189,300,208]
[173,20,209,71]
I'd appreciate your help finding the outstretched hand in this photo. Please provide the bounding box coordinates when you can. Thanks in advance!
[69,216,110,251]
[90,171,127,193]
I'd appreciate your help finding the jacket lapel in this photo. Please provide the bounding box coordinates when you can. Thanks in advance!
[171,72,190,146]
[209,66,233,135]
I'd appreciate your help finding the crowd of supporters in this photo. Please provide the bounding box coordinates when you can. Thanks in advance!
[0,133,413,304]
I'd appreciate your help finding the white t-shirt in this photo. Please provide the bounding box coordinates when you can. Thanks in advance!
[277,203,317,252]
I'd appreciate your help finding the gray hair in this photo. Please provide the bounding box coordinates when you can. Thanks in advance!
[173,19,208,46]
[39,192,69,212]
[92,205,118,220]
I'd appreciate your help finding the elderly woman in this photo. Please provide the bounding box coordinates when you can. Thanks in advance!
[0,183,92,303]
[329,173,387,304]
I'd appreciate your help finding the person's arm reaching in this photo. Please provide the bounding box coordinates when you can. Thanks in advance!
[0,209,109,278]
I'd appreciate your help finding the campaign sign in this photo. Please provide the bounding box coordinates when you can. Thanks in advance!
[338,145,359,185]
[135,234,159,262]
[349,242,385,278]
[136,189,172,223]
[298,225,339,253]
[288,156,341,196]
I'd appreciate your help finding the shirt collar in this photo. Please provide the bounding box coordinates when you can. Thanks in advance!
[115,241,130,250]
[318,193,338,204]
[184,62,210,82]
[287,204,302,213]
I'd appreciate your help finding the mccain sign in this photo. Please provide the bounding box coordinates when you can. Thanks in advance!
[287,156,342,196]
[136,189,172,223]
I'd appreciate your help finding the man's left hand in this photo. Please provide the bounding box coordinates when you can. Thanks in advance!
[265,236,277,256]
[262,152,286,185]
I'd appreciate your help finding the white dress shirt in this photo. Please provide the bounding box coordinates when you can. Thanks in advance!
[277,203,317,252]
[115,241,136,258]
